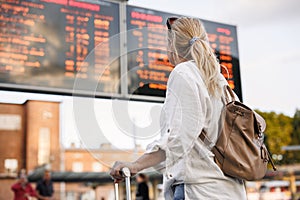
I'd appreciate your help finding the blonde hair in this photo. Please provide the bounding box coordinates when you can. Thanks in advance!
[168,17,221,97]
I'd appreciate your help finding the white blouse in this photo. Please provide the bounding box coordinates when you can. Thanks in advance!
[146,61,247,200]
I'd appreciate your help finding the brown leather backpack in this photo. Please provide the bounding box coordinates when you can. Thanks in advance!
[200,85,276,181]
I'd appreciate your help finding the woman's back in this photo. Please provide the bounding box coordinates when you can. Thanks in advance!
[151,60,247,199]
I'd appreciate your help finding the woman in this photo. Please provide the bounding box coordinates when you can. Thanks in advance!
[110,17,247,199]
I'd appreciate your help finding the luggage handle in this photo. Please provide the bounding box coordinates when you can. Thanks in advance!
[114,167,132,200]
[114,182,119,200]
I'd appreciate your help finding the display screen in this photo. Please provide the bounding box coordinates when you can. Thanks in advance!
[0,2,242,101]
[127,6,242,101]
[0,0,120,95]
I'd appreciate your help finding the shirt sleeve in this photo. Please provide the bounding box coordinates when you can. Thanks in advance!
[11,183,20,191]
[146,67,208,161]
[28,184,37,197]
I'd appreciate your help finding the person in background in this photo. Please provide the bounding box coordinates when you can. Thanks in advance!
[11,170,37,200]
[36,170,54,200]
[136,173,150,200]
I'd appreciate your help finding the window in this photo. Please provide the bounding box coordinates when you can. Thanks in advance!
[0,114,21,130]
[72,162,83,172]
[66,192,75,200]
[92,162,103,172]
[38,127,50,165]
[4,159,18,174]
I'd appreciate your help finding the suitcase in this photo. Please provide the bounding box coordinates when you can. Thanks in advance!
[114,167,132,200]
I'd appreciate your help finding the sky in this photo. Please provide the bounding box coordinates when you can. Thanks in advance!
[1,0,300,150]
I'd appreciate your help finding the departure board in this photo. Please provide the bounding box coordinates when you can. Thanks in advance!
[127,6,242,101]
[0,2,242,101]
[0,0,120,95]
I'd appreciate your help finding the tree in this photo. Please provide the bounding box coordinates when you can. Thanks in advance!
[255,110,293,165]
[291,110,300,144]
[285,109,300,163]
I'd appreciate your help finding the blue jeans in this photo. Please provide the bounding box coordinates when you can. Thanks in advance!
[173,184,185,200]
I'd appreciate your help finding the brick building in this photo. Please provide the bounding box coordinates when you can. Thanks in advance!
[0,103,26,175]
[0,101,148,200]
[0,101,60,174]
[0,100,61,200]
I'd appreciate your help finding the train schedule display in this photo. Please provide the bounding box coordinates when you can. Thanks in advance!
[127,6,242,101]
[0,1,242,101]
[0,0,120,95]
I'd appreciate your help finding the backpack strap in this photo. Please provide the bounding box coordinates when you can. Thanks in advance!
[200,85,234,148]
[199,130,214,149]
[200,86,237,148]
[261,145,277,171]
[223,85,236,103]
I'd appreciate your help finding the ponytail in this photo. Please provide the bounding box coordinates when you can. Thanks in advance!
[190,39,221,97]
[168,17,221,97]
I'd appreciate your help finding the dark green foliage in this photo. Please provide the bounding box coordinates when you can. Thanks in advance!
[255,110,300,164]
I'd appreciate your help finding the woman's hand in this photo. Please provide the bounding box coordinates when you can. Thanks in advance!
[110,161,139,183]
[110,150,166,183]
